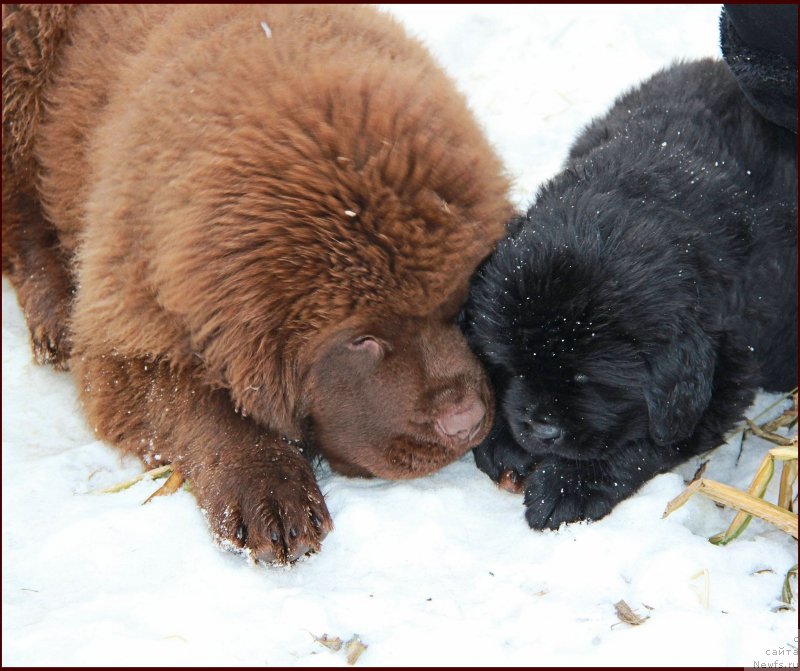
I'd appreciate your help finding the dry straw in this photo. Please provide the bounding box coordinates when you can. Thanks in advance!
[663,388,798,543]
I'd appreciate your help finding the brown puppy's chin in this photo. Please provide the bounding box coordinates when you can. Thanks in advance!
[382,437,471,479]
[321,405,494,480]
[323,440,467,480]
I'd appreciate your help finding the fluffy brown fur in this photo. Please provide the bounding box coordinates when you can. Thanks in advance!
[2,5,512,563]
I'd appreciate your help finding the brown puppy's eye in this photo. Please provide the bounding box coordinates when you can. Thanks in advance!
[347,336,383,357]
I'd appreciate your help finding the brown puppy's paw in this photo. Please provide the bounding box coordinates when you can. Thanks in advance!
[498,468,525,494]
[12,255,74,370]
[201,460,333,565]
[30,320,71,370]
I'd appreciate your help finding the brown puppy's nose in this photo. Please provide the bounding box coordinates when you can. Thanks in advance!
[435,397,486,441]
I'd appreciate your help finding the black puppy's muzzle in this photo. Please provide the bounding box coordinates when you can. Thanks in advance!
[503,380,565,450]
[526,418,563,441]
[512,414,565,451]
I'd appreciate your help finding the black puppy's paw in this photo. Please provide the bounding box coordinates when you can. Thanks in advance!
[522,457,619,530]
[473,421,537,493]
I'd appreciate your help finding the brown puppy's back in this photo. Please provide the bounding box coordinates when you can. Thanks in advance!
[38,5,456,252]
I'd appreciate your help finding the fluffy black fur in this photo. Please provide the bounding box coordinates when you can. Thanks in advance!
[464,59,797,530]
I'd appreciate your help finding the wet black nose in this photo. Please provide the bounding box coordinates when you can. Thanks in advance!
[530,420,562,441]
[520,416,563,441]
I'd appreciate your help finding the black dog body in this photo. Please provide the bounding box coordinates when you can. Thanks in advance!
[465,59,797,530]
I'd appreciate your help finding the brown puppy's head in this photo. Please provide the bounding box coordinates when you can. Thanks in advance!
[299,295,495,479]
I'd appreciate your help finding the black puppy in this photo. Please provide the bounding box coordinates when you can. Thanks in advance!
[464,58,797,530]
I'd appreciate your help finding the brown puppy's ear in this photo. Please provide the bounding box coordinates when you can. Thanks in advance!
[643,321,716,445]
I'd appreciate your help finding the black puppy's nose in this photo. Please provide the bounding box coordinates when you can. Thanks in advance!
[531,420,562,441]
[522,416,562,441]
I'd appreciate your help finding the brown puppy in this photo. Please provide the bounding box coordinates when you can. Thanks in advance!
[2,5,511,563]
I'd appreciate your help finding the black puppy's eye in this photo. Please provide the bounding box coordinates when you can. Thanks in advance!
[573,373,589,385]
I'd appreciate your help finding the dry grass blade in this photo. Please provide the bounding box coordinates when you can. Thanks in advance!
[762,390,798,432]
[96,465,173,494]
[665,478,798,538]
[614,600,648,626]
[745,419,795,447]
[709,450,776,545]
[696,479,797,538]
[313,634,343,652]
[723,387,797,443]
[781,565,797,605]
[762,409,798,433]
[142,468,185,505]
[345,634,367,665]
[690,569,710,608]
[779,459,798,512]
[769,443,799,460]
[662,479,702,518]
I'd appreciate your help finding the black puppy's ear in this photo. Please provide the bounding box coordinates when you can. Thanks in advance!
[643,322,716,445]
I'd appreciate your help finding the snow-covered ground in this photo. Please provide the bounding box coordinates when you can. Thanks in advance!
[3,4,797,667]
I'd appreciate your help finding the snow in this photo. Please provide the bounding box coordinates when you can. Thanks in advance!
[3,4,797,667]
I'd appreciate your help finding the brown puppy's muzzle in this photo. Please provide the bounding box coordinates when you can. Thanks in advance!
[434,393,486,443]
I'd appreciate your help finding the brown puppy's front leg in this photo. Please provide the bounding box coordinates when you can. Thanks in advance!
[2,185,74,369]
[74,352,332,564]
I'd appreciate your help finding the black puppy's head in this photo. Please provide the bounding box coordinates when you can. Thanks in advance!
[464,198,716,461]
